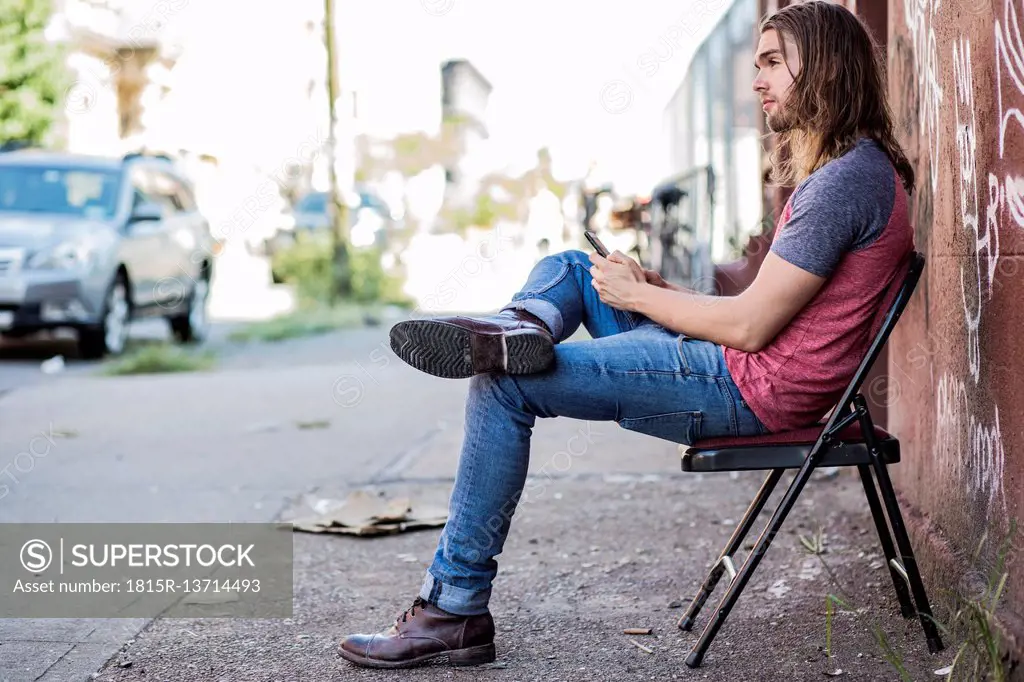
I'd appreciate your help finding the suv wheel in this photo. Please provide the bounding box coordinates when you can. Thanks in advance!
[169,273,210,343]
[78,274,130,359]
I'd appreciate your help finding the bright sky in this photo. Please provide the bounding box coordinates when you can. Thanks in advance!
[163,0,738,194]
[335,0,738,192]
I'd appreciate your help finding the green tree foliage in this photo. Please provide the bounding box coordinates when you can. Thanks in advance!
[0,0,68,146]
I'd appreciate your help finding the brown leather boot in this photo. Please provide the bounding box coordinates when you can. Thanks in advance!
[338,597,496,669]
[389,309,554,379]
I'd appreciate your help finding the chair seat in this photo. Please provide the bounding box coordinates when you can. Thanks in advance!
[681,422,900,472]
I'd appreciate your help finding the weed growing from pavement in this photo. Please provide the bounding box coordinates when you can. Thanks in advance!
[100,343,217,376]
[798,524,827,555]
[939,519,1018,681]
[799,531,919,680]
[801,519,1018,681]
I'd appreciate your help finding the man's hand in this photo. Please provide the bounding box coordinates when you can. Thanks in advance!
[589,250,647,311]
[643,268,669,289]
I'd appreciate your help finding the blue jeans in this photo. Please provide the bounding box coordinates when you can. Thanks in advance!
[419,250,767,615]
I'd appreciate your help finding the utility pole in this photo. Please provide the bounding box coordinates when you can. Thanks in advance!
[323,0,350,305]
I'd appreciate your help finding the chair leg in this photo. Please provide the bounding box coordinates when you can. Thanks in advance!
[858,464,917,618]
[869,456,945,653]
[678,469,784,631]
[686,462,816,668]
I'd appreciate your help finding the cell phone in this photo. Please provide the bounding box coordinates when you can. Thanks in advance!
[584,230,610,257]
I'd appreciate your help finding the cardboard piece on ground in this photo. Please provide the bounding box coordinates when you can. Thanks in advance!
[290,489,449,537]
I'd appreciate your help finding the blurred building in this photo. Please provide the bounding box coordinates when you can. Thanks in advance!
[46,0,185,156]
[660,0,763,273]
[440,59,493,209]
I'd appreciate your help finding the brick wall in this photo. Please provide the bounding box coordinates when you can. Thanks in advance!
[886,0,1024,646]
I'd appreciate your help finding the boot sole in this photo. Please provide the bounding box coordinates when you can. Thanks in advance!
[389,320,553,379]
[339,642,496,669]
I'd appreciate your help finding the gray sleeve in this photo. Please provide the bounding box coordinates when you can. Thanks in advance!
[770,153,893,279]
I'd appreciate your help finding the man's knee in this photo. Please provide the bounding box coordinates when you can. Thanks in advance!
[470,372,537,415]
[470,372,521,403]
[550,249,589,267]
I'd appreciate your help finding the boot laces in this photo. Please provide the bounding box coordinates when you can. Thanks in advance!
[396,597,426,626]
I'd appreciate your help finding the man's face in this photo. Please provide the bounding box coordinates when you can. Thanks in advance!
[753,29,802,132]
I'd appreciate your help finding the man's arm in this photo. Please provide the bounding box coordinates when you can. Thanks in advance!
[632,252,827,352]
[660,280,695,294]
[643,268,698,294]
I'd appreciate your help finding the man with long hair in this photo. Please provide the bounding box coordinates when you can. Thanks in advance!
[339,1,915,669]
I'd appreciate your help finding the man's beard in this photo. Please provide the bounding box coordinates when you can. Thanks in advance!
[766,105,796,133]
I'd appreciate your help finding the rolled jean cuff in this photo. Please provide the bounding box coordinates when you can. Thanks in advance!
[500,297,563,340]
[419,572,491,616]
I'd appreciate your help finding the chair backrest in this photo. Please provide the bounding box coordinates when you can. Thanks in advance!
[819,250,925,434]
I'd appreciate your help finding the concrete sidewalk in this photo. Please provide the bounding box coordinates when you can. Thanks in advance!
[91,468,952,681]
[0,321,956,681]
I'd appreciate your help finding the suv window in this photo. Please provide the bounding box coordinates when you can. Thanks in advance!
[130,165,180,214]
[173,180,197,212]
[149,169,186,213]
[131,188,149,209]
[0,165,122,219]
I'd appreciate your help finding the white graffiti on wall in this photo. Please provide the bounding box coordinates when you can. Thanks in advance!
[936,6,1022,522]
[935,373,1006,517]
[904,0,945,193]
[953,37,1000,385]
[995,0,1024,231]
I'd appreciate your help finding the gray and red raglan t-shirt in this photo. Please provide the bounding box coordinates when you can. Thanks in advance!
[724,137,914,432]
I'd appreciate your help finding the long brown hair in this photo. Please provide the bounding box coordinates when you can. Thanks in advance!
[761,1,915,193]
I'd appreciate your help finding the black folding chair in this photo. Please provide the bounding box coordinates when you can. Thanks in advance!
[677,251,944,668]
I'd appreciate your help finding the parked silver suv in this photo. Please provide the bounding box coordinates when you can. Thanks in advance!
[0,149,217,358]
